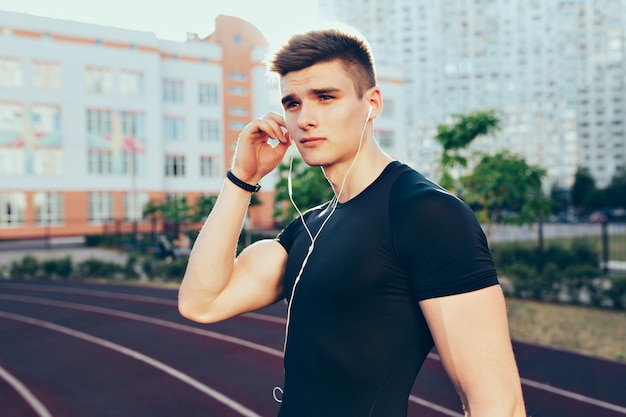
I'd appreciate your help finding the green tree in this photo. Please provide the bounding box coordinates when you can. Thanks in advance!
[143,196,192,235]
[571,167,596,209]
[550,184,570,214]
[273,158,334,227]
[606,167,626,208]
[462,151,550,237]
[190,195,218,223]
[434,109,500,191]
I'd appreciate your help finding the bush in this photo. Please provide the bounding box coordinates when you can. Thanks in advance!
[76,258,124,280]
[151,256,188,282]
[607,275,626,309]
[41,256,73,280]
[492,242,623,308]
[10,255,40,280]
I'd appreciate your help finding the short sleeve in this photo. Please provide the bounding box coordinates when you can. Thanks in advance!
[390,172,498,301]
[275,217,299,253]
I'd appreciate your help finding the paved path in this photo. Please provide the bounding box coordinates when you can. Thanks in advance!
[1,281,625,417]
[0,247,128,265]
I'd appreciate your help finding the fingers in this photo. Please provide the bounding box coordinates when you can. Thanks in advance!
[231,112,292,182]
[243,112,289,144]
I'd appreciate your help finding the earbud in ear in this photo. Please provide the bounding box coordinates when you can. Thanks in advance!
[366,105,373,121]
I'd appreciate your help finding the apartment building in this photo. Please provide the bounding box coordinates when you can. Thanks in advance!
[320,0,626,190]
[0,11,406,239]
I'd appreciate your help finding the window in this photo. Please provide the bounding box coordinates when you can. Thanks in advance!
[88,192,113,223]
[34,192,64,225]
[163,117,186,141]
[165,155,186,177]
[199,120,220,142]
[198,83,219,105]
[32,104,63,175]
[33,61,61,90]
[86,109,112,135]
[34,149,63,175]
[123,192,148,221]
[88,149,113,175]
[229,107,249,117]
[0,103,63,175]
[228,86,248,96]
[200,155,221,178]
[0,57,22,88]
[229,121,247,131]
[163,79,184,103]
[228,72,247,81]
[85,66,112,94]
[0,193,25,226]
[0,149,24,175]
[119,70,144,97]
[121,110,145,136]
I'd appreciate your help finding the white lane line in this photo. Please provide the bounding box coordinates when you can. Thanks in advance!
[0,294,283,358]
[0,311,263,417]
[0,294,461,416]
[520,377,626,414]
[0,365,54,417]
[0,283,287,324]
[7,285,625,415]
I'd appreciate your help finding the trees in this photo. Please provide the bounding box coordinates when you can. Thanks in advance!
[461,151,550,236]
[273,157,334,227]
[434,109,500,191]
[606,167,626,208]
[143,195,217,234]
[571,168,596,209]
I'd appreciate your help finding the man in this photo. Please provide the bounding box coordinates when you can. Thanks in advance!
[178,26,526,417]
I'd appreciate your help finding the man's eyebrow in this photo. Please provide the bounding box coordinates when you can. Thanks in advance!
[281,88,343,105]
[281,94,296,106]
[311,87,342,96]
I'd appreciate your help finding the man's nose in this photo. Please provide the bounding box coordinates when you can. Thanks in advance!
[297,105,317,130]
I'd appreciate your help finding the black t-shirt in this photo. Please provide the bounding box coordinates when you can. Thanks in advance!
[275,161,498,417]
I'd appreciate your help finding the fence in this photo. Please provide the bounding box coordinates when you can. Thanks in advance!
[487,221,626,274]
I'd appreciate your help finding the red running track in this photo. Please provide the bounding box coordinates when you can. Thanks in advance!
[0,281,624,417]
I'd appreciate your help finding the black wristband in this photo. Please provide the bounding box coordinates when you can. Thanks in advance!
[226,169,261,193]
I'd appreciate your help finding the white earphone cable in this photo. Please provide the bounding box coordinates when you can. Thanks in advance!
[273,106,372,403]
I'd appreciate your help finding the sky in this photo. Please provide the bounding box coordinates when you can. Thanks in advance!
[0,0,321,50]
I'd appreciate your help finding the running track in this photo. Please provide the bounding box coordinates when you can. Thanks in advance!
[0,281,625,417]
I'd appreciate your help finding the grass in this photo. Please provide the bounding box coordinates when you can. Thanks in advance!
[506,297,626,362]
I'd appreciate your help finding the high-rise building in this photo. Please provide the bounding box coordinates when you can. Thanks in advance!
[320,0,626,190]
[0,11,406,240]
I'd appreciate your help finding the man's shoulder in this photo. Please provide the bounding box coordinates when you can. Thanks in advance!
[391,165,457,204]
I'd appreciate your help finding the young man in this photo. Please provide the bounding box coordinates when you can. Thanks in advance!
[178,27,526,417]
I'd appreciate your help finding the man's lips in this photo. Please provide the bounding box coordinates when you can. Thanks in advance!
[300,137,325,146]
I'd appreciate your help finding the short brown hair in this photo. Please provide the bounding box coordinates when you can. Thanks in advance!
[269,27,376,98]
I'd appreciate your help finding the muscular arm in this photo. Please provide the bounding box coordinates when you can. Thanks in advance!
[178,113,291,323]
[419,285,527,417]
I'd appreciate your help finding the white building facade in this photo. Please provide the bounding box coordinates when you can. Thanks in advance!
[0,11,407,239]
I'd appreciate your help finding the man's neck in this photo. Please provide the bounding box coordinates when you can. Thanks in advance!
[324,148,393,203]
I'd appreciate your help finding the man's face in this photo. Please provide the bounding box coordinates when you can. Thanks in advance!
[280,60,370,168]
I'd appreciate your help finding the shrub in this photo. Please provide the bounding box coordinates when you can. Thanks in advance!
[10,255,40,280]
[76,258,123,280]
[123,254,140,280]
[152,256,188,281]
[607,275,626,309]
[41,256,73,281]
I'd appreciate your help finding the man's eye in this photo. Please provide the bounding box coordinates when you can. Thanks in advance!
[320,95,333,101]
